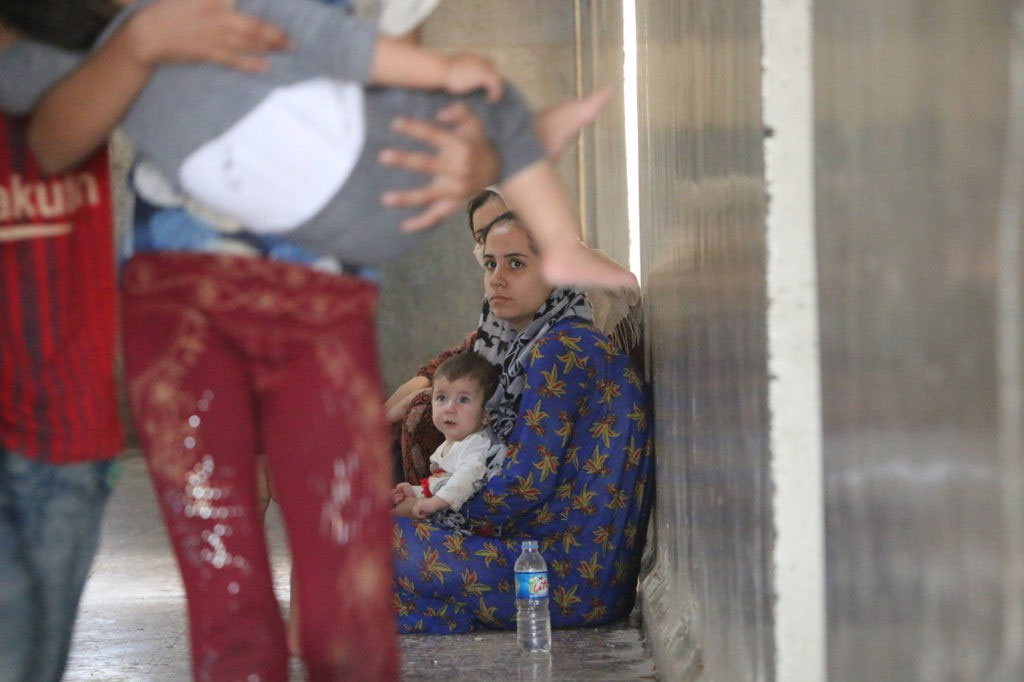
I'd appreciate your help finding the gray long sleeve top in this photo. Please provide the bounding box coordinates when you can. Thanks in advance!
[0,0,544,265]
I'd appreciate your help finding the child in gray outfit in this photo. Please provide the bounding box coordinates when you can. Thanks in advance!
[0,0,635,288]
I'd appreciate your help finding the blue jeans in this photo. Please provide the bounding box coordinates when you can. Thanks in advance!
[0,449,115,682]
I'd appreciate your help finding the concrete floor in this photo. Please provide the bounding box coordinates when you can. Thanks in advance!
[64,452,657,681]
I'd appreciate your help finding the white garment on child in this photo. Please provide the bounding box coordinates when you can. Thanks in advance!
[178,78,365,233]
[418,429,490,511]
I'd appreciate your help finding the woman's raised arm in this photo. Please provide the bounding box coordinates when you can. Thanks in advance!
[384,375,431,423]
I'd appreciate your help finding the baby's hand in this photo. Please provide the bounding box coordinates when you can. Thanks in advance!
[412,496,450,519]
[442,53,502,103]
[391,482,415,506]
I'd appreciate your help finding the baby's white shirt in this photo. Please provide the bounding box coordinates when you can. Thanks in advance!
[422,429,491,511]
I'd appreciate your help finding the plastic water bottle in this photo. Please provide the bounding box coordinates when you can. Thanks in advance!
[515,539,551,653]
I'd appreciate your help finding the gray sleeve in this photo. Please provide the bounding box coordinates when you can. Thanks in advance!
[101,0,381,185]
[104,0,378,83]
[0,41,82,115]
[472,81,546,182]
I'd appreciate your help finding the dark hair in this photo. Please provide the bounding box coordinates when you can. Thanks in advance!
[477,210,538,254]
[434,352,500,402]
[0,0,118,50]
[466,188,502,240]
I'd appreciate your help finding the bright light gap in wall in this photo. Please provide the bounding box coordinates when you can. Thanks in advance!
[623,0,642,285]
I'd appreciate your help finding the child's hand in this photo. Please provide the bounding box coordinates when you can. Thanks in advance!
[412,496,450,519]
[392,482,415,506]
[442,53,502,103]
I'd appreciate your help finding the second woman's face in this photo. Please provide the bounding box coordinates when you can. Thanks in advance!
[483,223,554,332]
[471,196,507,244]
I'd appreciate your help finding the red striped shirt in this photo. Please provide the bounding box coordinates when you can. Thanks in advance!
[0,114,123,463]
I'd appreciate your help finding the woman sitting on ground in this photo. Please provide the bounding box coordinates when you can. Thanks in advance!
[391,211,653,633]
[386,188,643,483]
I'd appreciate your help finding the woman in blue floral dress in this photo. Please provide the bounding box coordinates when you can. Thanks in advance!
[392,211,653,634]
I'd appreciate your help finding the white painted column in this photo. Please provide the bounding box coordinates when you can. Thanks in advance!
[762,1,827,681]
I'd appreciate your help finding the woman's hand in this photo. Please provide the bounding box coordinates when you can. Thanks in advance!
[379,102,500,233]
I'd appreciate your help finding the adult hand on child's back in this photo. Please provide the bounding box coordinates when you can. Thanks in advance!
[379,102,500,233]
[129,0,291,73]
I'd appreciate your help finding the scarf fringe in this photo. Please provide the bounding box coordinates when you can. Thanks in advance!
[610,303,643,355]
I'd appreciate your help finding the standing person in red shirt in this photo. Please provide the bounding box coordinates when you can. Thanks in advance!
[0,108,122,682]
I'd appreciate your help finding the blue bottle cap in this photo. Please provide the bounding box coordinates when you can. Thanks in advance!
[522,539,538,550]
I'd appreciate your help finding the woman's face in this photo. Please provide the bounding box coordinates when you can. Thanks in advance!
[470,195,508,244]
[483,222,554,332]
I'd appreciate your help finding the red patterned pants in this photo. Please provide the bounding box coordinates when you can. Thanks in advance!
[121,253,398,682]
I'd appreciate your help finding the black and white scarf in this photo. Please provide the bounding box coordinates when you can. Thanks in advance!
[432,287,593,534]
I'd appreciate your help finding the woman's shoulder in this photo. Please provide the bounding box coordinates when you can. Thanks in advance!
[540,317,614,352]
[529,318,623,370]
[535,317,645,389]
[545,315,600,336]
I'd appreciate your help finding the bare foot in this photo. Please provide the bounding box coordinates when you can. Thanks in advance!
[500,160,638,291]
[542,240,639,291]
[536,85,615,161]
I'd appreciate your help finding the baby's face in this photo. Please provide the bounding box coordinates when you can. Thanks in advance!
[431,376,486,443]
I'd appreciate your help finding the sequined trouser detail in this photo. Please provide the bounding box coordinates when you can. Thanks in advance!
[121,253,398,682]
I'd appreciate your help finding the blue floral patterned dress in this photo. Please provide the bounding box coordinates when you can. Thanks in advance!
[392,317,653,633]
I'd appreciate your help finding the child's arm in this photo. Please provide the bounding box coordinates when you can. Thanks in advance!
[26,0,291,173]
[223,0,500,101]
[370,36,502,102]
[412,495,450,518]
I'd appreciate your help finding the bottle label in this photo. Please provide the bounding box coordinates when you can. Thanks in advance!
[516,571,549,599]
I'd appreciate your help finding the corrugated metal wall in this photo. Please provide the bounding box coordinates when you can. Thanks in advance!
[580,2,775,680]
[578,0,1024,680]
[815,0,1021,679]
